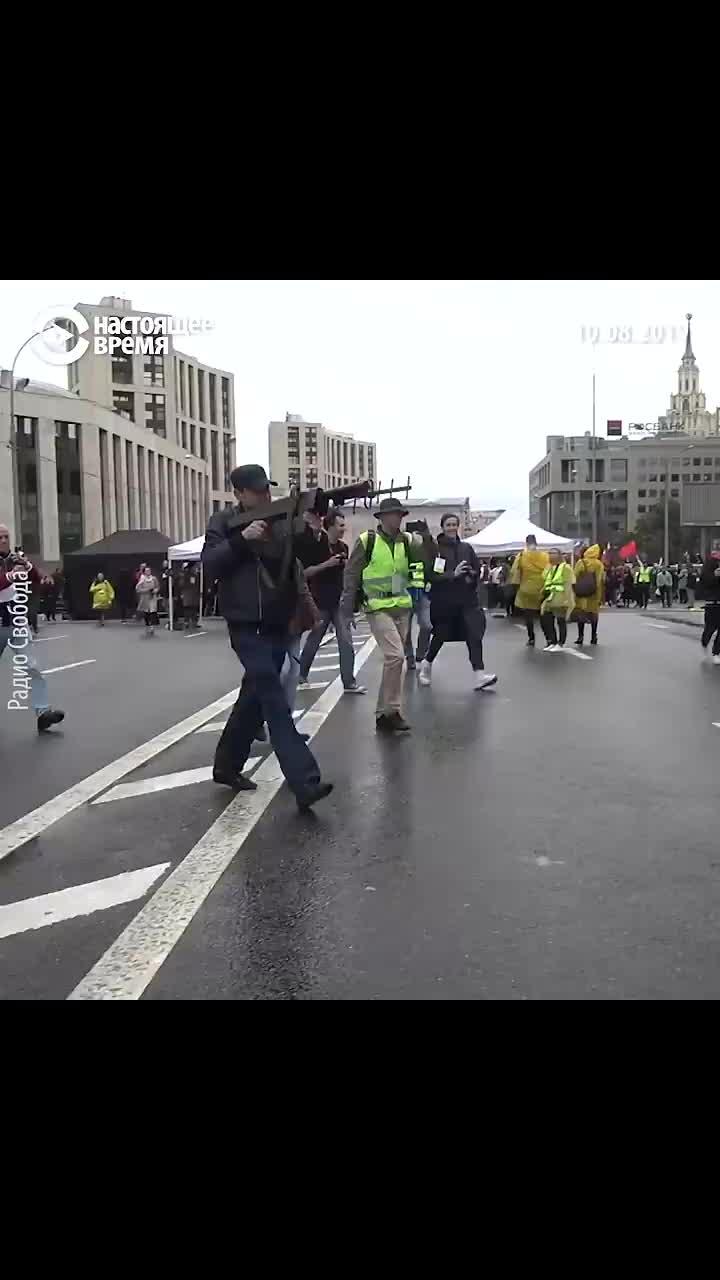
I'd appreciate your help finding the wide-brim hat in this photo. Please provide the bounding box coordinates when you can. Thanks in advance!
[374,497,409,518]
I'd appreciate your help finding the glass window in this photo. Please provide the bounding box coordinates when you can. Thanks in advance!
[112,352,133,384]
[143,354,164,386]
[610,458,627,482]
[649,474,657,482]
[211,432,219,489]
[683,458,690,467]
[181,422,188,450]
[187,367,195,420]
[190,424,197,456]
[637,489,646,497]
[221,377,230,429]
[671,489,679,498]
[178,360,185,412]
[15,417,39,553]
[197,370,205,422]
[199,427,207,460]
[649,489,657,498]
[144,394,166,437]
[693,458,701,466]
[704,474,713,482]
[704,458,713,466]
[594,459,605,482]
[671,474,679,482]
[638,505,646,513]
[113,390,134,421]
[208,372,216,424]
[223,434,233,489]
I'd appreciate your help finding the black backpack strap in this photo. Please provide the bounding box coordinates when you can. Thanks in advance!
[364,529,375,565]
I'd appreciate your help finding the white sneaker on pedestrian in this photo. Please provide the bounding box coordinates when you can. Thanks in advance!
[474,671,498,690]
[713,655,720,666]
[343,684,367,695]
[418,660,432,686]
[297,678,311,689]
[543,643,560,652]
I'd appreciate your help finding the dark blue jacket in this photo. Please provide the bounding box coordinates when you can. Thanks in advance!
[202,507,299,628]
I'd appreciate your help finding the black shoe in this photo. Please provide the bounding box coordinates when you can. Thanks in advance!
[296,781,333,812]
[575,639,584,646]
[298,732,310,741]
[590,637,598,645]
[376,715,393,733]
[526,638,535,647]
[254,726,268,743]
[37,708,64,733]
[406,659,416,670]
[212,768,258,791]
[386,712,411,733]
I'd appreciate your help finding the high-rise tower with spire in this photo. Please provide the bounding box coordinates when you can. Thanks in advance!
[658,313,720,436]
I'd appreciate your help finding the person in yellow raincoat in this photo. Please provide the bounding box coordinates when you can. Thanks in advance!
[511,535,550,647]
[89,572,115,626]
[573,544,605,646]
[539,550,575,650]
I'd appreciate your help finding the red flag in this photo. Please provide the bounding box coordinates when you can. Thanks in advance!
[619,539,637,560]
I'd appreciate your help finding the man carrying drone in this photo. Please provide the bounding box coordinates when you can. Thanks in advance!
[202,464,333,811]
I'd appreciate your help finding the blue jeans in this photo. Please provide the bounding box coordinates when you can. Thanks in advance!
[0,625,50,714]
[217,626,321,798]
[299,607,356,688]
[280,634,303,712]
[404,591,432,663]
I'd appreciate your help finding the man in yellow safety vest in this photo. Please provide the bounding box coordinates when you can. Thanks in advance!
[340,498,434,734]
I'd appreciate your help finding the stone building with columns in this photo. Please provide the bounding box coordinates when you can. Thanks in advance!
[0,295,236,563]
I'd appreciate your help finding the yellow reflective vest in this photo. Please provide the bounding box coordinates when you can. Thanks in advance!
[360,530,412,611]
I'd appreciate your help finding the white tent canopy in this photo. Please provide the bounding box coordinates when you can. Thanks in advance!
[467,510,575,555]
[169,535,204,562]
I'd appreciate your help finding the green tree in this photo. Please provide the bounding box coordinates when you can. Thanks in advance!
[628,499,697,563]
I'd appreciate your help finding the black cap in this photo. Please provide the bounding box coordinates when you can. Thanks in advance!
[374,497,409,518]
[230,464,277,492]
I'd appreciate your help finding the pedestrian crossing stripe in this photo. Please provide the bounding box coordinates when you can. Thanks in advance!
[92,760,262,804]
[0,863,171,940]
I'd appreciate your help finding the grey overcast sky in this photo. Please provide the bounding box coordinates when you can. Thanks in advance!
[2,280,718,512]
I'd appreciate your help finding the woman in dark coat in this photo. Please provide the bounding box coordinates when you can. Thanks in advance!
[417,513,497,691]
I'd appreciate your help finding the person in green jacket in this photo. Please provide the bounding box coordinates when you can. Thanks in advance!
[539,551,575,651]
[89,572,115,625]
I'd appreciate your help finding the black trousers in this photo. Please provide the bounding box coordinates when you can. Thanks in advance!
[660,587,672,608]
[638,585,650,608]
[702,604,720,655]
[427,606,486,670]
[523,609,538,642]
[540,612,567,646]
[577,615,598,642]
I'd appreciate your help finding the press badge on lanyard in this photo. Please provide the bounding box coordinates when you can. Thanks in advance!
[433,557,446,574]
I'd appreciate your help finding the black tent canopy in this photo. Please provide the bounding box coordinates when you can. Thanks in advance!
[63,529,171,619]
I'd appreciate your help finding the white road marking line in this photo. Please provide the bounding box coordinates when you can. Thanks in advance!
[32,634,70,642]
[181,631,208,639]
[0,863,170,941]
[311,663,340,672]
[297,681,330,690]
[92,759,262,805]
[646,622,669,630]
[292,710,304,720]
[40,659,97,675]
[713,723,720,730]
[194,720,228,734]
[0,686,240,863]
[68,635,378,1000]
[559,647,593,661]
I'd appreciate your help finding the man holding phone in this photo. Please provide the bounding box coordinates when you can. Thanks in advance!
[418,513,497,691]
[296,508,366,694]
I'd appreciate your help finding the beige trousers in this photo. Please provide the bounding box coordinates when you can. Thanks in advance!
[367,608,410,717]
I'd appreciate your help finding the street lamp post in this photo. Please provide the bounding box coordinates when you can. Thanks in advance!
[5,327,51,547]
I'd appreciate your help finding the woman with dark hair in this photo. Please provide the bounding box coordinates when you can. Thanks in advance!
[418,513,497,691]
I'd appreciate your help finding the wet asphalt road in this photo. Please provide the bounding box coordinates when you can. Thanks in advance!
[1,607,719,999]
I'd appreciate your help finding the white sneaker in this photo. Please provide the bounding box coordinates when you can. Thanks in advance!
[418,660,432,686]
[474,671,498,690]
[543,644,560,652]
[297,678,311,689]
[713,655,720,666]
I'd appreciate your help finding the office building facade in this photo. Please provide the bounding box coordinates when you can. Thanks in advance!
[0,295,236,561]
[529,432,720,553]
[268,414,377,493]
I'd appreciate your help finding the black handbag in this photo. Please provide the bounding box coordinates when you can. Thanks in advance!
[574,571,595,597]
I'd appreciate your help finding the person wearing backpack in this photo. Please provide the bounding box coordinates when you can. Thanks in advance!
[339,498,435,734]
[573,544,605,646]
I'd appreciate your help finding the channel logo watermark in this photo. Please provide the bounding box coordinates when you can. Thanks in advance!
[32,305,214,366]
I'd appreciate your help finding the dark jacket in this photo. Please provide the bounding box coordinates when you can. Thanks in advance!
[202,506,299,628]
[700,558,720,604]
[429,534,482,619]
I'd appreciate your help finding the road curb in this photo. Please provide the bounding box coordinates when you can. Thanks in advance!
[643,612,704,630]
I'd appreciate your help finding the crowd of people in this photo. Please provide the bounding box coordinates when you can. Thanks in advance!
[86,562,203,634]
[602,560,704,610]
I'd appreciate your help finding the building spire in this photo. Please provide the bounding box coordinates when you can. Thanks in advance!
[684,312,695,361]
